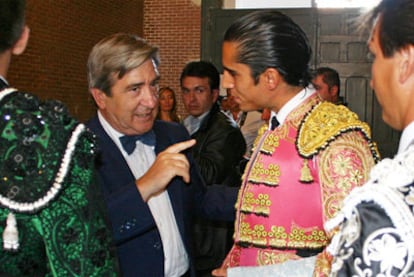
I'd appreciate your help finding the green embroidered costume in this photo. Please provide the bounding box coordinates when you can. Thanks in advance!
[0,88,118,276]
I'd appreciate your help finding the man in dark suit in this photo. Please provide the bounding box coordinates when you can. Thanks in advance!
[86,33,237,277]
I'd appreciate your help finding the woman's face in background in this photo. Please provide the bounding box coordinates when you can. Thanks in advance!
[159,89,175,112]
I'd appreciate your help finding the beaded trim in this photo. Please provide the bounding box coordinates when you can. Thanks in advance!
[0,123,86,213]
[0,88,17,102]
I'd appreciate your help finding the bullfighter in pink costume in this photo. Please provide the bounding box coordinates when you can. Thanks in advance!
[213,10,380,277]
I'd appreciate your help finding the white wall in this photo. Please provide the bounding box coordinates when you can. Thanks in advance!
[223,0,379,9]
[236,0,311,8]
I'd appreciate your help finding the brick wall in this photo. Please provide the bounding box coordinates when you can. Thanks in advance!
[7,0,199,120]
[7,0,144,122]
[144,0,201,117]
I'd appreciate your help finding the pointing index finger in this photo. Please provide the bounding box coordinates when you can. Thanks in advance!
[165,139,196,153]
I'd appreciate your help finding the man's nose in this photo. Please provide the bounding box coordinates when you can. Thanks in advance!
[142,87,158,108]
[221,71,233,89]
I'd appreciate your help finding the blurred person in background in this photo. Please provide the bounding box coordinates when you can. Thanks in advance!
[157,86,181,123]
[312,67,347,105]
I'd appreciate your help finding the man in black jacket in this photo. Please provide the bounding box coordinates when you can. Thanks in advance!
[180,61,246,276]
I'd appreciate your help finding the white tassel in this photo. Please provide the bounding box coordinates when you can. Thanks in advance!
[3,212,19,251]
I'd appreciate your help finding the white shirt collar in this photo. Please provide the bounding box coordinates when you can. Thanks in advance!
[269,87,315,130]
[398,121,414,154]
[98,111,124,146]
[183,110,210,135]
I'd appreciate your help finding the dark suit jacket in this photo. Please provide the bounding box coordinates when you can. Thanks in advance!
[86,117,237,277]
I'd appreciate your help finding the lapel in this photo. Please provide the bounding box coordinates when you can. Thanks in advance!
[87,116,135,187]
[153,120,186,236]
[196,102,219,134]
[88,118,188,238]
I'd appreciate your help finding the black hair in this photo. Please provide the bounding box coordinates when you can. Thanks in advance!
[224,10,312,87]
[180,61,220,90]
[0,0,26,53]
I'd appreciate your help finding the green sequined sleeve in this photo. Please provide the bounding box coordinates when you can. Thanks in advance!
[0,90,118,276]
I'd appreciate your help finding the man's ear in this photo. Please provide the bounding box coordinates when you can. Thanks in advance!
[262,68,280,90]
[212,88,220,103]
[11,26,30,55]
[90,88,107,109]
[330,85,339,97]
[399,45,414,84]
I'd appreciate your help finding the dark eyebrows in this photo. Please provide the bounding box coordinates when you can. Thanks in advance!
[125,76,161,91]
[151,76,161,85]
[125,82,144,91]
[223,66,237,76]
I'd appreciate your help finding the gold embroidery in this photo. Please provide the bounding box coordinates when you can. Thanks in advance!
[251,124,268,152]
[319,132,378,219]
[300,159,314,183]
[256,249,300,265]
[240,192,272,216]
[297,102,375,159]
[238,222,328,249]
[260,132,280,154]
[314,251,333,276]
[248,156,281,186]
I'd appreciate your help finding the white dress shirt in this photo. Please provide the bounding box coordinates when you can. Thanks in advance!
[269,87,316,129]
[98,111,189,277]
[398,121,414,154]
[183,111,209,135]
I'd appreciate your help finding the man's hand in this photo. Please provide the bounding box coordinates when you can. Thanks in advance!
[136,139,196,201]
[212,266,227,277]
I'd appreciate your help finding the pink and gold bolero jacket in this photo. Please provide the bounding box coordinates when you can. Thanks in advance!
[223,93,380,276]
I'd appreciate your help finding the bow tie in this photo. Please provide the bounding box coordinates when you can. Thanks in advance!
[119,130,156,155]
[270,116,280,130]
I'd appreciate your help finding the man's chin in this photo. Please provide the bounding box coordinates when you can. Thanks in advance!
[240,105,259,112]
[189,110,202,117]
[133,118,155,133]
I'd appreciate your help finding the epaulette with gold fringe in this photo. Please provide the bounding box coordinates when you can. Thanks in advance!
[296,102,380,161]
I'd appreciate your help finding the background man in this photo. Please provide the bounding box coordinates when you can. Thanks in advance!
[0,0,118,275]
[213,10,380,276]
[312,67,346,105]
[225,88,265,158]
[181,60,246,186]
[86,34,236,277]
[327,0,414,275]
[180,61,245,276]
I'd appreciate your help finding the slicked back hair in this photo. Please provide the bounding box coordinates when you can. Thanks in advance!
[224,10,312,87]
